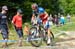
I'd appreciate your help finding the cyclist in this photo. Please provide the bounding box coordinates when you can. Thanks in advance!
[67,14,71,22]
[31,3,52,44]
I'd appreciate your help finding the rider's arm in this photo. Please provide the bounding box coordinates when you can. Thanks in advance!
[31,14,35,22]
[44,12,48,19]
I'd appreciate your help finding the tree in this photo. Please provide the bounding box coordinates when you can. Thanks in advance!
[59,0,75,14]
[1,0,74,22]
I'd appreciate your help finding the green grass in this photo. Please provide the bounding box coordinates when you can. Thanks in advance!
[52,17,75,34]
[51,17,75,42]
[0,17,75,48]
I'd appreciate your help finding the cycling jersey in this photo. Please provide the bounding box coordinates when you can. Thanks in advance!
[32,7,50,29]
[32,7,47,23]
[39,13,48,24]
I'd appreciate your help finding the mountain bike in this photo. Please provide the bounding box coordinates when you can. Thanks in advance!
[27,16,54,47]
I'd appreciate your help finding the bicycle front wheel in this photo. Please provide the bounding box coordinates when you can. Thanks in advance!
[29,27,42,47]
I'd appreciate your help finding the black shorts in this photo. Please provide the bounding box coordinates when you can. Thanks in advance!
[1,25,9,39]
[15,27,23,38]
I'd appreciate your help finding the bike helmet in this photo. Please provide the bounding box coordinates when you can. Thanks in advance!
[38,7,45,14]
[31,3,38,10]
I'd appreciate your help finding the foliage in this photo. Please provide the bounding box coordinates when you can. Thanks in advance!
[0,0,75,22]
[59,0,75,14]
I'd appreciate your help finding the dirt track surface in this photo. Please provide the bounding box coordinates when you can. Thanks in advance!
[2,39,75,49]
[1,31,75,49]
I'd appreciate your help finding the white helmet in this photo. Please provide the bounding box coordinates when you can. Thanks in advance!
[31,3,38,10]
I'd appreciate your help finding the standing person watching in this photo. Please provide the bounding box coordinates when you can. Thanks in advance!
[12,9,23,46]
[0,6,9,48]
[67,14,71,22]
[60,15,65,25]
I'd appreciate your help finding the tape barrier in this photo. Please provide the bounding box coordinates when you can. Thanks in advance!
[0,40,16,42]
[0,38,42,42]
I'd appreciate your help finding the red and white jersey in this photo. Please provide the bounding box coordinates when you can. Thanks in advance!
[39,13,48,24]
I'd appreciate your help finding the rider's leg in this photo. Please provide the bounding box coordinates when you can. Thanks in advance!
[47,28,52,44]
[44,21,52,44]
[37,18,42,31]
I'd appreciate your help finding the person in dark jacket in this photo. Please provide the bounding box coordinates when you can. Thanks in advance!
[0,6,9,48]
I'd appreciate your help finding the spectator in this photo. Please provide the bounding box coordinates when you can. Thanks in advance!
[54,15,59,26]
[24,23,30,35]
[48,14,53,26]
[12,9,23,46]
[60,15,65,25]
[67,14,71,22]
[0,6,9,48]
[58,13,61,26]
